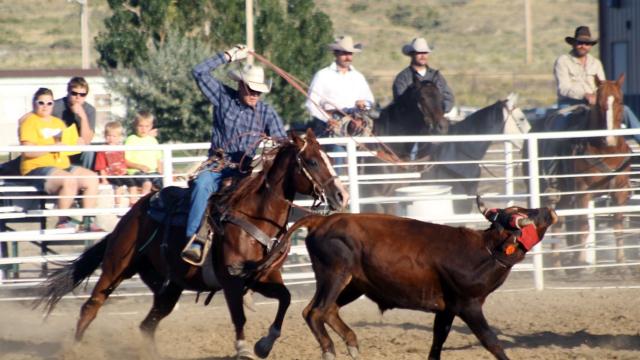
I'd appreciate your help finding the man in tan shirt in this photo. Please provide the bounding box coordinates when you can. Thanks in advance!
[553,26,639,137]
[554,26,605,107]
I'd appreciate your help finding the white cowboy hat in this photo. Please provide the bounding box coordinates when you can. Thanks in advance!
[402,37,432,55]
[228,64,272,93]
[328,35,363,53]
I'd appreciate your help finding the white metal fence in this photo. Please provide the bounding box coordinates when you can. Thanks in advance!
[2,128,640,300]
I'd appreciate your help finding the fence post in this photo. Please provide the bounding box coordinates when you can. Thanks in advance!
[346,139,360,214]
[162,147,173,188]
[526,135,545,290]
[504,141,514,206]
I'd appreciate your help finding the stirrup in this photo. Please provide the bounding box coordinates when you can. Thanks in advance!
[181,233,212,267]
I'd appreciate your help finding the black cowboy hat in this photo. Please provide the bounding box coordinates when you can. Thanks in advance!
[565,26,598,45]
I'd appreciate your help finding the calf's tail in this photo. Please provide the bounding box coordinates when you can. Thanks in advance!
[248,214,326,277]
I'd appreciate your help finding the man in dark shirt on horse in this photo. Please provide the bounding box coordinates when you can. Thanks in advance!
[182,44,287,265]
[392,37,455,113]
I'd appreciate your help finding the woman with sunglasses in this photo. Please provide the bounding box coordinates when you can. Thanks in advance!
[18,87,102,231]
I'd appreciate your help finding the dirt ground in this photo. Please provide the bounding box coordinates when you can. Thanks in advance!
[1,279,640,360]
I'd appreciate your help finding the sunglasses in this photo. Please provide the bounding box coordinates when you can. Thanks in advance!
[575,41,593,46]
[70,90,88,97]
[36,101,54,106]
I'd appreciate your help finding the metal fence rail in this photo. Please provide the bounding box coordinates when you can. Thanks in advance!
[2,127,640,298]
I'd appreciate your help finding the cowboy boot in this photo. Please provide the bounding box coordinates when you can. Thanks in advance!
[181,219,212,266]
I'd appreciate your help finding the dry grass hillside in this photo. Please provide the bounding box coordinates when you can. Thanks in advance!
[0,0,597,108]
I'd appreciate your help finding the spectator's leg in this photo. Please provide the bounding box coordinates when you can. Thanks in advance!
[140,180,153,196]
[43,169,78,225]
[70,167,99,209]
[114,186,126,207]
[129,186,140,204]
[623,105,640,144]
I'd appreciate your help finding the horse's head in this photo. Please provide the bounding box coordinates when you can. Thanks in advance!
[289,128,349,211]
[502,93,531,149]
[398,78,448,135]
[594,74,625,146]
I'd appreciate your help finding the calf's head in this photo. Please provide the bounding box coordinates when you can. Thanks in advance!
[477,196,558,254]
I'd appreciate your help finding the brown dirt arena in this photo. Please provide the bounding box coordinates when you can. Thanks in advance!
[1,274,640,360]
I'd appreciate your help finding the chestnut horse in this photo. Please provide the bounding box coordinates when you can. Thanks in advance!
[556,75,631,267]
[35,129,349,359]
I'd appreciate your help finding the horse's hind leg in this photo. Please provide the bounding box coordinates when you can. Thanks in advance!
[75,230,140,340]
[139,281,183,340]
[251,272,291,358]
[611,188,631,264]
[75,268,128,340]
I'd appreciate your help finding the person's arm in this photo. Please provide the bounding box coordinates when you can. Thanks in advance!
[70,103,94,144]
[264,106,287,140]
[125,159,150,173]
[192,52,231,109]
[554,55,587,101]
[434,71,455,113]
[357,73,375,109]
[19,119,52,158]
[392,71,410,101]
[306,71,329,120]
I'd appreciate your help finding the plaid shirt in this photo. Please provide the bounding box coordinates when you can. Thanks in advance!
[193,52,287,162]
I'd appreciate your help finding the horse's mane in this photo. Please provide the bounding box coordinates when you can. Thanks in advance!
[211,140,295,211]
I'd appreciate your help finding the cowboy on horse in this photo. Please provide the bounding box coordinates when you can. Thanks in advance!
[182,44,287,265]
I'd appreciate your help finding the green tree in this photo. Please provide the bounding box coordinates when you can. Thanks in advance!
[96,0,334,142]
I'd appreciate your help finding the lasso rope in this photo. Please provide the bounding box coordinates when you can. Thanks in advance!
[249,51,405,166]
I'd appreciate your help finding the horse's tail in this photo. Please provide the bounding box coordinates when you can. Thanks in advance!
[33,234,109,317]
[248,214,326,278]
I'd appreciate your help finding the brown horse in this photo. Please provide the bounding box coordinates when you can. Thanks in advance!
[556,74,631,267]
[35,129,349,359]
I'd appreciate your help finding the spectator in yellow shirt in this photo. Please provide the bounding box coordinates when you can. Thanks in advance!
[19,87,101,231]
[124,111,163,203]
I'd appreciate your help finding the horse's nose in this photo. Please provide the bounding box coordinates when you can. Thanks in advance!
[335,189,349,210]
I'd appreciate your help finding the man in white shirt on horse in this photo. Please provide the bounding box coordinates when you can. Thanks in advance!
[305,35,375,145]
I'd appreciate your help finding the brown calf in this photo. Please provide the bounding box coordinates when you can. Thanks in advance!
[285,203,557,360]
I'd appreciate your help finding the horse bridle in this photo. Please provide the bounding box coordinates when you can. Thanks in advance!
[295,138,339,208]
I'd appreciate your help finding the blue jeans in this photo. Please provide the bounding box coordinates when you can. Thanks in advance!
[185,166,236,237]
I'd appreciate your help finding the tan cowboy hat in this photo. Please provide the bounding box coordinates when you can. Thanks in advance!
[228,64,272,93]
[565,26,598,45]
[328,35,363,53]
[402,37,432,55]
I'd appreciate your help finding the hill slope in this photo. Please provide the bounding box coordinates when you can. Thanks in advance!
[0,0,597,108]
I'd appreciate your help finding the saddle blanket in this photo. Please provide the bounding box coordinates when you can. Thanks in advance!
[147,186,190,227]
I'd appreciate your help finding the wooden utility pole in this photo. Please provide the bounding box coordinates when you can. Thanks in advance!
[524,0,532,65]
[246,0,254,65]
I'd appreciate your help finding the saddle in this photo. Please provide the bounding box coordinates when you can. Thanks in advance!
[148,186,191,226]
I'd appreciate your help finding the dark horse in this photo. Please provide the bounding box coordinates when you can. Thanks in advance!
[375,78,448,159]
[35,129,349,359]
[370,83,529,214]
[534,75,631,267]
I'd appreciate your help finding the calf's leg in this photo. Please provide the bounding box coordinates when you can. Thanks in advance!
[458,303,509,360]
[428,309,455,360]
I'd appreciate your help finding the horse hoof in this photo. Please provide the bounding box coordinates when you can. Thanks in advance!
[237,350,256,360]
[322,352,336,360]
[236,340,256,360]
[347,345,359,359]
[254,337,274,359]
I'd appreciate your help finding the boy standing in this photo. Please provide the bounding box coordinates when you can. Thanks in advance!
[94,121,135,207]
[124,112,163,203]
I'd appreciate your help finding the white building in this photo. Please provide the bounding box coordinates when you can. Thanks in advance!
[0,69,126,147]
